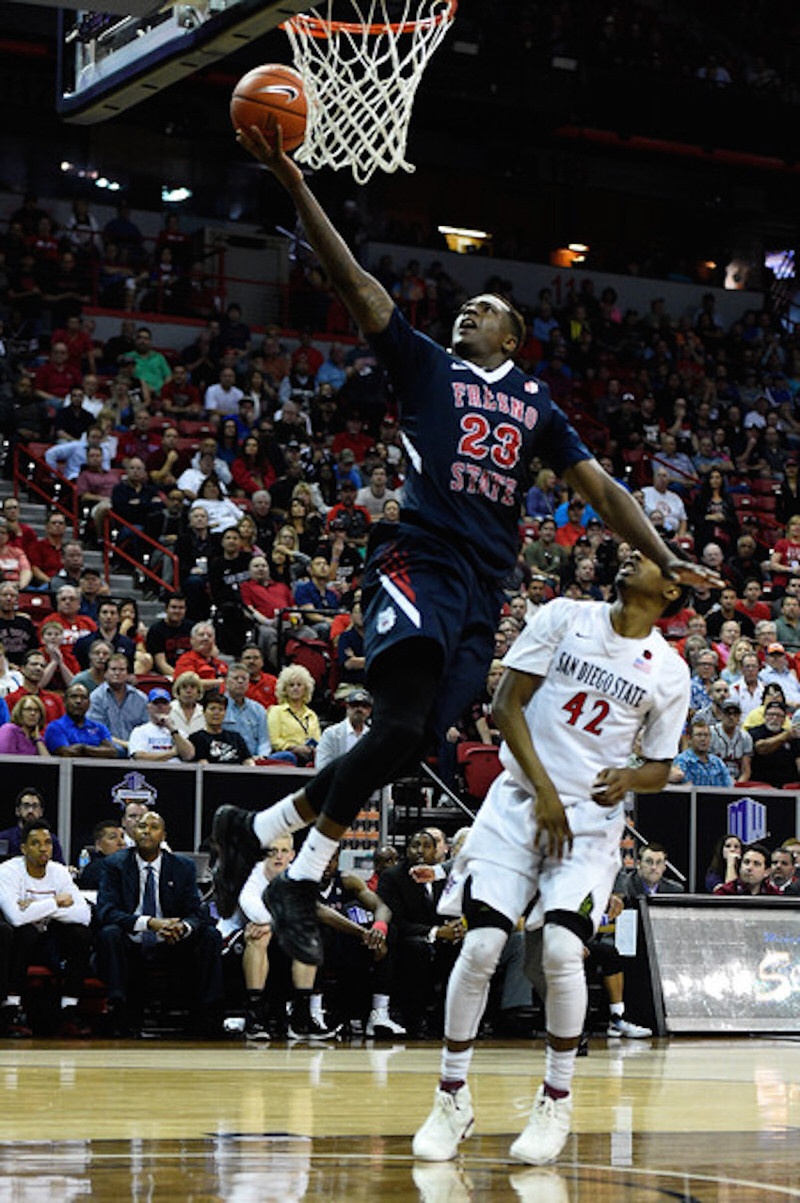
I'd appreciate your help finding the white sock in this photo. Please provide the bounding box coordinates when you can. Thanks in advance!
[440,1046,473,1086]
[310,992,324,1019]
[371,993,390,1013]
[544,1045,578,1095]
[287,829,340,883]
[253,795,307,847]
[610,1002,624,1018]
[61,996,79,1009]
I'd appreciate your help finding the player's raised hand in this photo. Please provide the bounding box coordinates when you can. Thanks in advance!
[534,784,573,860]
[236,124,304,189]
[664,556,725,591]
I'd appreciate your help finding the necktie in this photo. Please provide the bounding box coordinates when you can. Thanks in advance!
[142,865,157,948]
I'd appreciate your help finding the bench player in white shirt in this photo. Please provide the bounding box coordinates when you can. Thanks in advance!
[413,549,691,1166]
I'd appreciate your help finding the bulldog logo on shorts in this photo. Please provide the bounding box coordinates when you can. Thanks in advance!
[376,605,397,634]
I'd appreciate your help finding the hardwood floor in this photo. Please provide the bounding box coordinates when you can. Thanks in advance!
[0,1036,797,1199]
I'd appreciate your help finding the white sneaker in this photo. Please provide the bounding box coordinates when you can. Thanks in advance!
[607,1016,652,1039]
[412,1085,474,1161]
[510,1085,572,1165]
[366,1008,407,1037]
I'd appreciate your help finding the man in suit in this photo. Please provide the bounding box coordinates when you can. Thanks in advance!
[613,842,685,900]
[376,829,463,1037]
[587,841,684,1040]
[96,811,223,1036]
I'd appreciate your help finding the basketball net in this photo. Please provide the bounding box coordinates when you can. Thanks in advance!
[282,1,457,184]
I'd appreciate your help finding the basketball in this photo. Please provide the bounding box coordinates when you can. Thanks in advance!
[230,64,307,151]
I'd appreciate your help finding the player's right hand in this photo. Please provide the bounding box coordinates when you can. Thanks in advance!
[534,788,573,861]
[236,124,304,189]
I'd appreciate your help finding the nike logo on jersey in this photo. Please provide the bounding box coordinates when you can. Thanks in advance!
[256,85,300,102]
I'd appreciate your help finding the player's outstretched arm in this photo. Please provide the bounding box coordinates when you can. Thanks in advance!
[236,125,394,335]
[493,667,573,860]
[565,458,725,590]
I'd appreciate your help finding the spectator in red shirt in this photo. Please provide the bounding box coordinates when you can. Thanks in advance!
[159,363,202,421]
[240,552,294,668]
[49,314,97,375]
[555,496,587,548]
[33,342,81,402]
[31,511,68,587]
[332,412,373,464]
[117,410,162,465]
[291,329,324,376]
[231,434,279,497]
[713,844,781,895]
[6,648,66,726]
[27,215,59,263]
[239,645,277,710]
[2,497,38,563]
[172,621,228,692]
[326,480,371,546]
[39,585,97,647]
[739,578,772,625]
[768,514,800,593]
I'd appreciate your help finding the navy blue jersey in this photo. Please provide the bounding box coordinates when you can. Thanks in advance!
[368,309,591,579]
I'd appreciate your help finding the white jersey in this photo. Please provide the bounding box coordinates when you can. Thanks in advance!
[499,599,690,807]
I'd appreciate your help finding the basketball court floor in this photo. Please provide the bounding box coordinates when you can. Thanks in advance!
[1,1035,797,1200]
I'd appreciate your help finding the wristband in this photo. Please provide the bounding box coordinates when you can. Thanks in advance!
[372,920,388,936]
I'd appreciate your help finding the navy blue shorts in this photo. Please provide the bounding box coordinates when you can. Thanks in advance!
[361,521,505,734]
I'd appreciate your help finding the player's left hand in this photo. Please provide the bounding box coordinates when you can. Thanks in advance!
[591,767,632,806]
[664,556,725,591]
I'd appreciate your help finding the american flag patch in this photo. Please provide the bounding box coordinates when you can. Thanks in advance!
[524,380,539,394]
[633,650,653,673]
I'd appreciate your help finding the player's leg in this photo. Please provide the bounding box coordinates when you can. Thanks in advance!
[510,912,588,1166]
[412,906,511,1160]
[264,640,444,964]
[211,639,441,918]
[511,812,623,1165]
[414,840,538,1161]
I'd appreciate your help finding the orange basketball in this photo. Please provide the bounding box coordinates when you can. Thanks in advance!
[230,64,307,151]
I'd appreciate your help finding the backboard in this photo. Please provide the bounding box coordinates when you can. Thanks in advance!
[56,0,310,124]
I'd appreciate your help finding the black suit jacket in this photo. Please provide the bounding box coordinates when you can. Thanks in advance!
[614,869,684,900]
[96,847,204,934]
[377,862,445,940]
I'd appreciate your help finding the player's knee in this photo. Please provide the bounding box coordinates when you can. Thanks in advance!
[459,926,507,981]
[542,922,584,980]
[374,703,428,749]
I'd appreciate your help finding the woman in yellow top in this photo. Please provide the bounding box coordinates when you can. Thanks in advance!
[267,664,321,766]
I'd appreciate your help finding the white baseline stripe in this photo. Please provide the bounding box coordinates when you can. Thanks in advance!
[378,573,422,629]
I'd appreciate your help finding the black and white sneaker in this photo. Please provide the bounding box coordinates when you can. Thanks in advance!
[287,1010,342,1042]
[211,805,261,918]
[263,872,323,966]
[244,1009,270,1042]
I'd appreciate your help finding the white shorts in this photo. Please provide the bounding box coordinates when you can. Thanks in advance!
[439,771,624,935]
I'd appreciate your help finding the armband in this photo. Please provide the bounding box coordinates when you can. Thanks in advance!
[372,920,388,936]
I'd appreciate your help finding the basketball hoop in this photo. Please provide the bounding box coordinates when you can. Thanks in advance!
[282,1,457,184]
